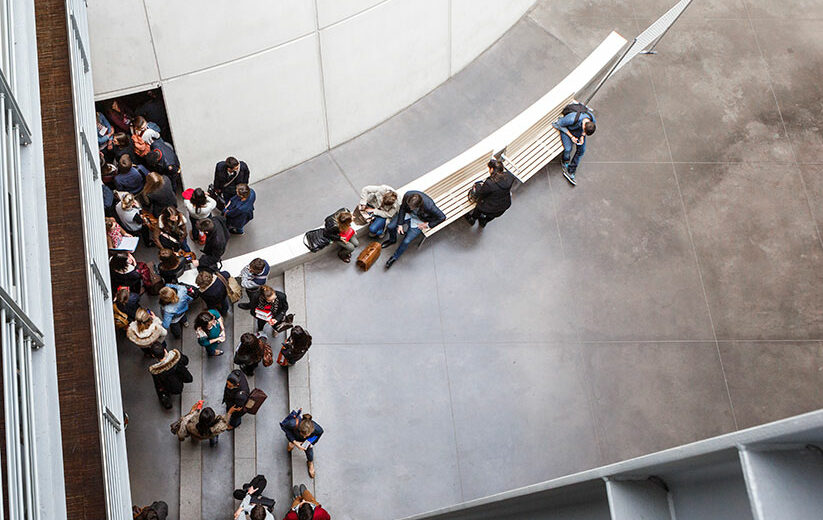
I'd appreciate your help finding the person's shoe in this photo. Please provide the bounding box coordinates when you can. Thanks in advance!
[307,461,316,479]
[299,483,308,496]
[478,220,487,229]
[385,256,396,269]
[159,394,172,410]
[210,349,224,357]
[464,214,476,225]
[381,238,396,248]
[292,485,301,499]
[287,443,294,453]
[238,302,251,310]
[181,321,189,328]
[229,228,245,235]
[562,170,577,186]
[233,489,247,500]
[285,313,295,323]
[560,161,570,174]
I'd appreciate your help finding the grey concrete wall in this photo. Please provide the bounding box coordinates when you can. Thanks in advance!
[86,0,535,189]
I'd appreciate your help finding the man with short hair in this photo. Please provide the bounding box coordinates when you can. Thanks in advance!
[195,269,231,316]
[552,101,596,186]
[238,258,269,310]
[145,138,181,191]
[381,190,445,269]
[214,156,251,205]
[284,484,331,520]
[233,482,275,520]
[113,154,144,194]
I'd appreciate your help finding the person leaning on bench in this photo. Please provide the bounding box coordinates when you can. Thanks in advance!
[382,190,445,269]
[552,101,596,186]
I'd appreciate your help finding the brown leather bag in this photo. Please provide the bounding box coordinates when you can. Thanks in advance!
[356,241,382,271]
[244,388,267,415]
[261,337,274,367]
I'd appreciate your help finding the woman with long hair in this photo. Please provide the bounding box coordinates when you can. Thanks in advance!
[193,309,225,357]
[328,210,359,263]
[175,402,237,446]
[234,332,264,376]
[154,206,190,253]
[127,307,167,356]
[184,187,217,243]
[141,171,177,217]
[252,285,292,333]
[277,326,312,367]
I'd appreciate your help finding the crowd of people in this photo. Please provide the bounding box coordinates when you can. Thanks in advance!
[108,95,595,519]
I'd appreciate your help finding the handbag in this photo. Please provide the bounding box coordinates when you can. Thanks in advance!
[213,271,242,304]
[261,338,274,367]
[244,388,268,415]
[467,180,484,203]
[352,205,371,226]
[303,228,330,252]
[169,418,182,435]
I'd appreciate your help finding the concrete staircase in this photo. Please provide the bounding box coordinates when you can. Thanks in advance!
[178,272,293,520]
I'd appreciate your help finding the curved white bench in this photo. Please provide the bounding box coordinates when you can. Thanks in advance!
[222,31,628,276]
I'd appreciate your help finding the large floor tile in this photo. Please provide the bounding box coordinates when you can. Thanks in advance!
[552,162,714,341]
[225,153,359,259]
[677,162,823,339]
[647,19,792,163]
[446,343,603,500]
[750,19,823,164]
[718,341,823,429]
[305,244,444,344]
[528,7,638,59]
[432,175,579,343]
[582,342,736,463]
[309,344,462,520]
[744,0,823,19]
[632,0,748,20]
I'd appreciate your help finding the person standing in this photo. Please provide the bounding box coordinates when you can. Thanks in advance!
[140,172,177,217]
[113,286,141,328]
[159,284,194,338]
[277,326,312,368]
[464,159,517,228]
[284,484,331,520]
[149,342,193,409]
[197,215,230,270]
[175,402,234,446]
[252,286,291,334]
[113,155,144,194]
[234,333,264,376]
[184,187,217,244]
[109,253,142,294]
[194,310,225,357]
[224,184,256,235]
[195,269,230,316]
[127,308,167,356]
[359,185,400,238]
[157,248,195,284]
[213,156,251,207]
[382,191,445,269]
[238,258,269,311]
[154,206,190,252]
[280,409,324,479]
[133,501,168,520]
[552,101,596,186]
[223,369,250,430]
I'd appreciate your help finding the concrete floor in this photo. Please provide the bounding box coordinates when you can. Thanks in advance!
[123,0,823,518]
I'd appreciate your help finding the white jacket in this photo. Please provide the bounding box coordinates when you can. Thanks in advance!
[184,196,217,221]
[359,185,400,219]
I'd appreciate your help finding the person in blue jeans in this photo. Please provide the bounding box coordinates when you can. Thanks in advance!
[159,284,195,338]
[280,409,324,479]
[381,191,445,269]
[552,102,596,186]
[358,185,400,238]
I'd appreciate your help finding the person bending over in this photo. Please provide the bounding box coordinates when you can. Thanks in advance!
[382,191,445,269]
[552,101,596,186]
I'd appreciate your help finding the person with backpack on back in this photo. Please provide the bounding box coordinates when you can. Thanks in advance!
[553,101,596,186]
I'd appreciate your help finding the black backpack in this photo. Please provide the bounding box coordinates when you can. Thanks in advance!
[303,229,330,252]
[562,102,593,125]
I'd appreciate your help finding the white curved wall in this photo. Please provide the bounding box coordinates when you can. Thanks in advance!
[87,0,535,188]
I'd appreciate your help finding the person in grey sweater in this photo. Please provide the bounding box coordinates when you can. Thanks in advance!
[237,258,270,310]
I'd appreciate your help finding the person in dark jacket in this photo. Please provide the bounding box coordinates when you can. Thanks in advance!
[223,369,250,429]
[109,253,143,294]
[113,286,141,322]
[195,269,230,316]
[252,285,292,333]
[198,215,230,271]
[141,172,177,218]
[238,258,269,310]
[133,500,168,520]
[280,409,324,479]
[113,155,145,194]
[149,343,193,409]
[382,190,445,269]
[145,138,181,192]
[464,159,517,228]
[235,332,264,376]
[213,156,250,205]
[277,326,312,368]
[224,183,256,234]
[157,248,195,284]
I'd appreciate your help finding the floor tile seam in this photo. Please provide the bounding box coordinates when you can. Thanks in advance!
[740,2,823,253]
[574,341,609,466]
[440,343,466,502]
[544,166,566,257]
[523,14,585,61]
[326,151,360,198]
[642,59,738,429]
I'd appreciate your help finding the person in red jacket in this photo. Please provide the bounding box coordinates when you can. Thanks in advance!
[284,484,330,520]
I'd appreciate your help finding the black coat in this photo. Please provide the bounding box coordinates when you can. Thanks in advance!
[223,369,250,408]
[396,191,446,228]
[111,267,142,294]
[146,176,177,217]
[201,216,229,269]
[213,161,250,200]
[149,350,192,396]
[200,270,229,309]
[475,171,516,215]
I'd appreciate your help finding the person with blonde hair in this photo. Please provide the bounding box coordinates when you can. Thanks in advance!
[115,192,144,235]
[159,284,194,338]
[127,308,167,356]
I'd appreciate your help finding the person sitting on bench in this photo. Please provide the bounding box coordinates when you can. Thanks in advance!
[382,191,445,269]
[552,101,596,186]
